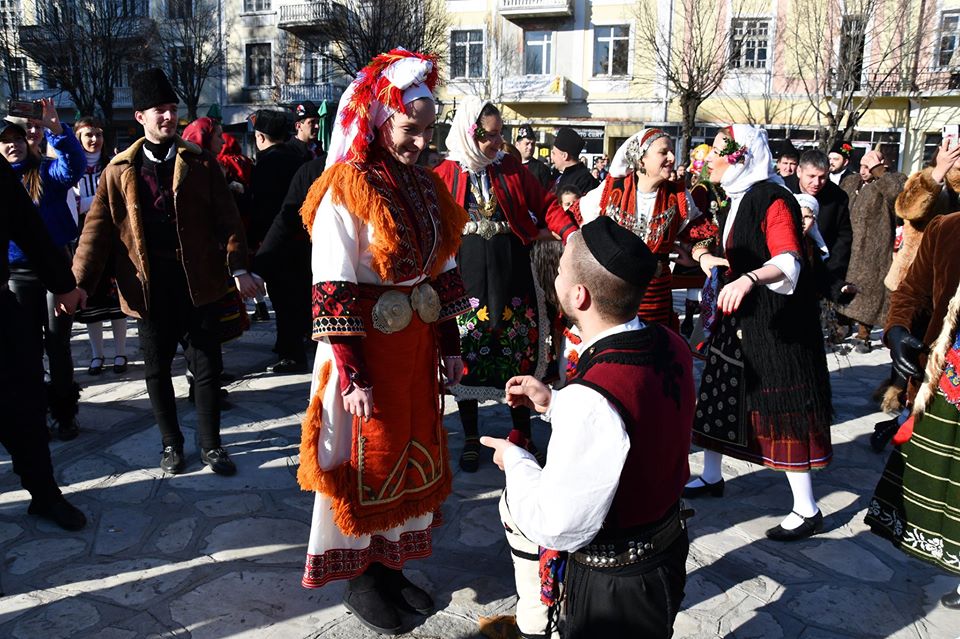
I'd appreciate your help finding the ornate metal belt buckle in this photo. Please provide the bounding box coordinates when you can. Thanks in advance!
[477,219,499,241]
[371,290,413,334]
[410,283,441,324]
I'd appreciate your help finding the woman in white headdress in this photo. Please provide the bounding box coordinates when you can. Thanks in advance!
[296,49,471,634]
[683,125,833,542]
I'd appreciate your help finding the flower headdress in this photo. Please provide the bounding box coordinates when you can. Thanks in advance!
[718,127,748,165]
[325,48,439,169]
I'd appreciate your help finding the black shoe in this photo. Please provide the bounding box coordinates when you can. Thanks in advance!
[683,476,725,498]
[343,571,403,635]
[201,447,237,476]
[765,510,823,541]
[113,355,128,374]
[160,445,186,474]
[374,564,435,615]
[870,417,899,453]
[250,302,270,322]
[459,438,480,473]
[54,417,79,441]
[941,589,960,609]
[266,359,308,374]
[88,357,104,375]
[28,496,87,531]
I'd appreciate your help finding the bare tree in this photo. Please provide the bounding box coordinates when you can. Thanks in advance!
[634,0,734,165]
[0,4,25,99]
[19,0,153,127]
[783,0,920,151]
[154,0,227,121]
[303,0,449,79]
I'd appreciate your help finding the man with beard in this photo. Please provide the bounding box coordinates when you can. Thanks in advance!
[483,216,694,639]
[73,68,258,475]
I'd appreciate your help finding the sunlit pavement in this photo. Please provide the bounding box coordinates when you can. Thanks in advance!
[0,302,956,638]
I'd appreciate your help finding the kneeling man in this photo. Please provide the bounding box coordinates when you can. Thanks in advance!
[483,216,695,638]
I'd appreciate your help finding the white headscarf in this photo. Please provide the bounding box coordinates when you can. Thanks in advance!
[608,127,670,178]
[444,96,499,175]
[719,125,786,246]
[794,192,830,259]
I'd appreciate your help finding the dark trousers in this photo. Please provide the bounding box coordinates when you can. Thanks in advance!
[8,269,76,419]
[266,272,310,363]
[0,289,61,503]
[137,262,223,450]
[565,532,689,639]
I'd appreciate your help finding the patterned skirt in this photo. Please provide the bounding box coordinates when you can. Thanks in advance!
[692,311,833,471]
[865,391,960,575]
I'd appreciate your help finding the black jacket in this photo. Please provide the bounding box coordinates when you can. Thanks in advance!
[0,156,75,294]
[286,137,320,164]
[783,174,853,296]
[523,157,552,189]
[250,143,306,247]
[255,156,326,278]
[552,161,600,196]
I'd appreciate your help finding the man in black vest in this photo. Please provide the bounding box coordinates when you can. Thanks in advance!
[550,127,599,195]
[483,216,695,639]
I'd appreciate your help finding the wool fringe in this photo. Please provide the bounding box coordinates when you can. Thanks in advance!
[912,279,960,418]
[297,360,335,493]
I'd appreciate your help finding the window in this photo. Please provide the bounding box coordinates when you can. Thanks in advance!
[524,30,552,75]
[593,25,629,76]
[729,18,770,70]
[113,0,147,17]
[450,29,483,79]
[302,45,331,84]
[243,0,270,12]
[168,0,192,18]
[246,43,272,87]
[939,12,960,67]
[0,0,20,29]
[9,56,28,95]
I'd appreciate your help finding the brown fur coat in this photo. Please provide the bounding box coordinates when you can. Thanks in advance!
[839,172,906,326]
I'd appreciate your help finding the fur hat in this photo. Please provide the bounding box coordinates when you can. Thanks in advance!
[253,109,289,140]
[131,68,179,112]
[553,127,584,157]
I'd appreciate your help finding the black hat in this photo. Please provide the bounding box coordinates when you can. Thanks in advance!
[0,119,26,139]
[553,127,584,156]
[516,124,536,141]
[772,139,799,160]
[829,141,853,158]
[253,109,289,139]
[581,216,659,289]
[131,68,179,112]
[293,100,319,121]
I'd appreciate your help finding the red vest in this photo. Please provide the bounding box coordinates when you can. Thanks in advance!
[568,326,695,530]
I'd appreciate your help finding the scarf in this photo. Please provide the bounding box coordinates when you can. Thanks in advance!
[719,125,785,247]
[444,96,497,175]
[217,133,253,186]
[182,117,217,151]
[608,128,670,178]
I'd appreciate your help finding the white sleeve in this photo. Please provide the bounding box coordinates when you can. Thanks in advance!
[503,384,630,551]
[310,191,361,285]
[764,253,801,295]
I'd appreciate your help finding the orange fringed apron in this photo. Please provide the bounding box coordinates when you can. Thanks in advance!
[299,284,452,538]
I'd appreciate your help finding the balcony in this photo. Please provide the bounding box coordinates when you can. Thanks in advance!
[278,1,336,36]
[498,0,573,18]
[500,75,569,104]
[18,86,131,109]
[828,69,960,97]
[280,83,342,104]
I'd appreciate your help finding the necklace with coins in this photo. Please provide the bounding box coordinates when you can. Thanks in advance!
[469,174,498,219]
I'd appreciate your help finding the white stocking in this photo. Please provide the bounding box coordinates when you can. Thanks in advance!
[686,450,723,487]
[111,318,128,357]
[780,471,818,529]
[87,322,105,359]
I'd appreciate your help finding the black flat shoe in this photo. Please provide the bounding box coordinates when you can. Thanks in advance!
[28,496,87,531]
[160,445,185,474]
[343,571,403,635]
[459,438,480,473]
[374,564,435,615]
[266,358,308,374]
[88,357,104,375]
[201,447,237,476]
[765,510,823,541]
[870,417,899,453]
[941,590,960,609]
[683,476,725,498]
[112,355,128,374]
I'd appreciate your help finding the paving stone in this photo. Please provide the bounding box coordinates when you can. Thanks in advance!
[154,517,197,554]
[95,629,139,639]
[456,501,502,547]
[168,570,344,638]
[59,457,120,486]
[721,607,785,639]
[693,527,814,581]
[6,538,86,575]
[0,521,23,546]
[195,494,263,517]
[201,517,309,564]
[54,557,206,606]
[799,538,894,582]
[11,598,100,638]
[787,585,908,636]
[94,509,153,555]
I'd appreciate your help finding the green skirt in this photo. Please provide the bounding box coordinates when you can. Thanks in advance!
[865,391,960,574]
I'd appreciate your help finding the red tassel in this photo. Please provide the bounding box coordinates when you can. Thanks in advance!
[892,415,915,446]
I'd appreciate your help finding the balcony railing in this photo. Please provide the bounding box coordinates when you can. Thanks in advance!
[829,69,960,96]
[280,83,341,104]
[278,2,334,29]
[498,0,573,18]
[500,75,569,104]
[18,86,132,109]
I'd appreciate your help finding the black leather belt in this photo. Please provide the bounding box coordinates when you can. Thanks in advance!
[572,505,688,568]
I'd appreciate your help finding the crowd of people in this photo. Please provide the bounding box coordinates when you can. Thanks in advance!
[1,49,959,637]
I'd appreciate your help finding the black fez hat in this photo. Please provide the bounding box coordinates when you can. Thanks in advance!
[830,141,853,158]
[581,216,659,289]
[516,124,536,141]
[131,68,179,113]
[253,109,289,139]
[553,126,584,156]
[773,139,798,160]
[293,100,319,121]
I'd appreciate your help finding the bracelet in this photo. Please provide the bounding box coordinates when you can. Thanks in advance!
[745,272,759,284]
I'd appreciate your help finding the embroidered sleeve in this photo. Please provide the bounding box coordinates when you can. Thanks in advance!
[312,281,365,338]
[679,199,719,246]
[761,199,802,257]
[433,266,470,322]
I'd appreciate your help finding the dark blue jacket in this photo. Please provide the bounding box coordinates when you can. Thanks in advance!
[8,124,85,267]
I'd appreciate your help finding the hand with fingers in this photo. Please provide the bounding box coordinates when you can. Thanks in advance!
[886,325,927,380]
[504,375,552,413]
[931,140,960,184]
[342,386,374,420]
[717,275,754,315]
